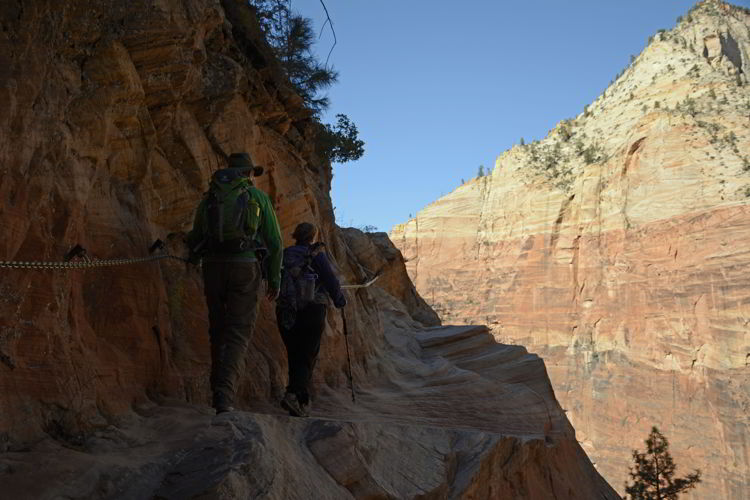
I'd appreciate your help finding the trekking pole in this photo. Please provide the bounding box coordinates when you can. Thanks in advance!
[337,270,382,403]
[341,308,356,404]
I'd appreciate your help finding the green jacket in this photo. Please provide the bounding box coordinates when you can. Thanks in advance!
[187,185,283,290]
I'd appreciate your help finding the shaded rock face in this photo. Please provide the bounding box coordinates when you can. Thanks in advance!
[0,0,371,442]
[392,2,750,498]
[339,228,440,327]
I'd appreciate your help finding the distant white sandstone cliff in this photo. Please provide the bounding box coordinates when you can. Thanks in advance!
[392,1,750,498]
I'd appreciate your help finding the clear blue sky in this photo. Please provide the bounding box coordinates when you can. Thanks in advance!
[293,0,747,232]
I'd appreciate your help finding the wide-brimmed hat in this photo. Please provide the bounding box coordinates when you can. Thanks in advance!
[228,152,264,176]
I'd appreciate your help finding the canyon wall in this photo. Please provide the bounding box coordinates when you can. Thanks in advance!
[0,0,355,442]
[0,0,617,497]
[392,2,750,498]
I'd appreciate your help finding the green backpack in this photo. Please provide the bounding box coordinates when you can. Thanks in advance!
[202,168,261,253]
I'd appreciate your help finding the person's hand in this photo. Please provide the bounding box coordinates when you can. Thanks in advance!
[186,252,201,272]
[266,286,279,302]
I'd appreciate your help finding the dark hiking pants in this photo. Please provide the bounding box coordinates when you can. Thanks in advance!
[202,261,261,407]
[278,303,327,405]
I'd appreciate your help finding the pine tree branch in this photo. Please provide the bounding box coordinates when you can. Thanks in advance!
[318,0,337,68]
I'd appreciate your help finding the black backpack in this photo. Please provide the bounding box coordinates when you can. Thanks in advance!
[276,243,325,330]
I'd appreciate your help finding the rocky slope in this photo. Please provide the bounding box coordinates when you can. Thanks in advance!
[0,0,616,497]
[392,1,750,498]
[0,312,618,499]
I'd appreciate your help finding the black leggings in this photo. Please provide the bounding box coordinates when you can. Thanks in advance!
[277,303,326,405]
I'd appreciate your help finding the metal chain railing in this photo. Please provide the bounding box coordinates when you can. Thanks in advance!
[0,240,187,270]
[0,255,185,270]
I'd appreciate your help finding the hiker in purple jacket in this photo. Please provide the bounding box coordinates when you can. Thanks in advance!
[276,222,346,417]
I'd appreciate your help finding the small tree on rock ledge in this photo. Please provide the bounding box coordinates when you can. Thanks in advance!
[624,427,701,500]
[315,114,364,164]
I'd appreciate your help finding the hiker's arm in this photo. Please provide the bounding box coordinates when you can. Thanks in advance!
[313,253,346,308]
[257,192,283,290]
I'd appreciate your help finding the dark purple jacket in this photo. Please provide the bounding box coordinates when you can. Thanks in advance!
[282,244,346,308]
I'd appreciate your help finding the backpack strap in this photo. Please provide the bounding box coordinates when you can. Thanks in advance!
[305,242,325,266]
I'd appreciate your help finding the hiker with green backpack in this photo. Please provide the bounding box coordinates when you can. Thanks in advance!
[186,152,283,414]
[276,222,346,417]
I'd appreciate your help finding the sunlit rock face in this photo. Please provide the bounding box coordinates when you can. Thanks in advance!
[392,1,750,497]
[0,0,619,497]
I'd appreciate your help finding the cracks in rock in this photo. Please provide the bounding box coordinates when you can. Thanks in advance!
[266,163,279,206]
[475,176,494,260]
[499,439,518,470]
[690,344,705,373]
[14,0,22,23]
[547,460,560,500]
[620,137,647,232]
[621,182,633,232]
[571,233,582,304]
[519,382,557,442]
[693,293,705,314]
[0,351,14,370]
[623,137,646,177]
[0,323,20,370]
[152,325,167,369]
[204,131,229,170]
[549,194,575,252]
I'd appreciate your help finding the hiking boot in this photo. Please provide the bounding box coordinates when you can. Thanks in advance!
[280,392,308,417]
[213,393,234,415]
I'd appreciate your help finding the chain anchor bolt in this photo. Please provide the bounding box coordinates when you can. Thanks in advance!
[63,244,87,262]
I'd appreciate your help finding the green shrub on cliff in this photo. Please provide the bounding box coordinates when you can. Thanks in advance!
[251,0,337,112]
[315,114,364,163]
[677,97,698,117]
[582,143,603,164]
[250,0,365,164]
[559,120,573,142]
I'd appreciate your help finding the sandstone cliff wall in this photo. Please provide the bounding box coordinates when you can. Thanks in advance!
[392,2,750,498]
[0,0,617,497]
[0,0,378,442]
